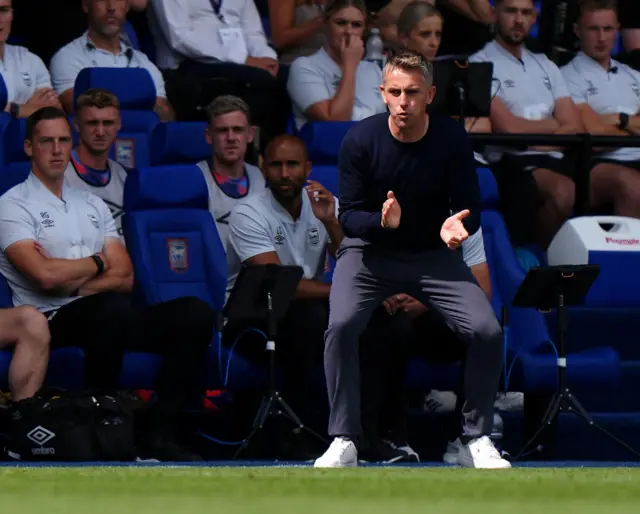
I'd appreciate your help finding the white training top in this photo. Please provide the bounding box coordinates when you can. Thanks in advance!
[0,44,52,104]
[148,0,277,70]
[49,32,167,98]
[0,173,119,312]
[461,227,486,268]
[64,158,128,240]
[287,47,387,131]
[562,51,640,162]
[196,160,266,252]
[470,40,571,161]
[226,188,339,295]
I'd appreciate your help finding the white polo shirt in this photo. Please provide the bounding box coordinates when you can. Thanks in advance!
[196,160,266,252]
[0,44,52,104]
[287,47,387,130]
[64,158,128,239]
[226,188,339,295]
[562,52,640,162]
[470,41,571,160]
[0,173,119,312]
[49,32,167,98]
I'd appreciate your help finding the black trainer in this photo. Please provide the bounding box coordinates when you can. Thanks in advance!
[359,438,410,464]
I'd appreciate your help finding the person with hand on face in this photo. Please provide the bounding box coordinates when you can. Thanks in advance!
[287,0,388,130]
[314,50,509,469]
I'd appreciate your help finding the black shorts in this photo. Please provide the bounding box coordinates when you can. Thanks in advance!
[491,153,575,245]
[591,157,640,171]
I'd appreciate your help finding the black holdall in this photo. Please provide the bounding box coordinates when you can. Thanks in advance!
[6,389,137,462]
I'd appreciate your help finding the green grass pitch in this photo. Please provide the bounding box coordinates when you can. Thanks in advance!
[1,466,639,513]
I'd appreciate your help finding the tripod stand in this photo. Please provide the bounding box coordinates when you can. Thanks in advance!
[512,264,640,461]
[225,264,327,459]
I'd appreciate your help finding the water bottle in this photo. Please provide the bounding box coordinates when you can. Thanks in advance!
[366,28,385,69]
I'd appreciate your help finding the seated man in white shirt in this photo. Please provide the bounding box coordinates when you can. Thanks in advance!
[0,107,215,461]
[561,0,640,218]
[65,88,129,239]
[0,0,61,118]
[148,0,287,145]
[49,0,175,122]
[196,95,265,251]
[0,307,50,402]
[226,134,343,459]
[287,0,388,130]
[469,0,586,249]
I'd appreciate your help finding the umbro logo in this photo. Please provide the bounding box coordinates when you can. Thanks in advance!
[27,426,56,446]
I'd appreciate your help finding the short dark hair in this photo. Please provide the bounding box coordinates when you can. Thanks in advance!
[383,50,434,86]
[577,0,618,19]
[205,95,252,125]
[26,107,70,142]
[75,88,120,114]
[397,1,443,37]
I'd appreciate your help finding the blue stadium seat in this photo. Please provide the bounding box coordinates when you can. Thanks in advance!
[298,121,356,165]
[405,167,620,393]
[123,20,141,51]
[308,164,339,197]
[2,118,28,165]
[0,72,7,113]
[74,68,157,111]
[122,164,263,389]
[149,122,210,166]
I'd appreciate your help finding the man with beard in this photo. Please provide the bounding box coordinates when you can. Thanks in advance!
[469,0,583,249]
[224,134,343,460]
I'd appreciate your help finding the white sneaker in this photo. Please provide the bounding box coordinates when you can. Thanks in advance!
[457,436,511,469]
[314,438,358,468]
[442,438,462,464]
[394,442,420,463]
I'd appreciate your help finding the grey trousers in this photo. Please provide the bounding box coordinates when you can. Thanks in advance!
[324,237,504,441]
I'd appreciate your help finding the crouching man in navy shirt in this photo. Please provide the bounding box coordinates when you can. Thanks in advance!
[0,107,215,462]
[314,51,509,469]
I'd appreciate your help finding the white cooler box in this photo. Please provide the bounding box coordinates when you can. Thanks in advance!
[547,216,640,307]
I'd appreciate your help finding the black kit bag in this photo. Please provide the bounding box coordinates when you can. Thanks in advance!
[6,389,136,462]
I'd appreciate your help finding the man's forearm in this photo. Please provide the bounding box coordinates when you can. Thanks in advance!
[39,257,99,292]
[296,279,330,300]
[323,218,344,257]
[78,271,133,297]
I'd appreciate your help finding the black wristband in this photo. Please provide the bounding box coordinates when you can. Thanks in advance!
[91,254,105,276]
[619,112,630,130]
[9,103,19,118]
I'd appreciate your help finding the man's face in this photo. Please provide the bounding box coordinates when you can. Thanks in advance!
[495,0,536,46]
[25,118,73,179]
[263,139,310,202]
[205,110,254,165]
[401,15,443,61]
[380,67,434,130]
[84,0,129,37]
[75,106,121,155]
[575,9,619,62]
[0,0,13,46]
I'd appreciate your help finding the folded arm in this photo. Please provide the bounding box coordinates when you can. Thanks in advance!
[78,238,134,296]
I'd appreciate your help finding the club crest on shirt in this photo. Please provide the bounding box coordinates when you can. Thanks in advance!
[307,226,319,246]
[167,238,189,273]
[542,77,552,91]
[632,83,640,98]
[87,214,99,229]
[21,72,32,87]
[274,226,285,245]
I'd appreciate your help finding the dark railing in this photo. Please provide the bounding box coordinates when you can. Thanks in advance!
[468,133,640,216]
